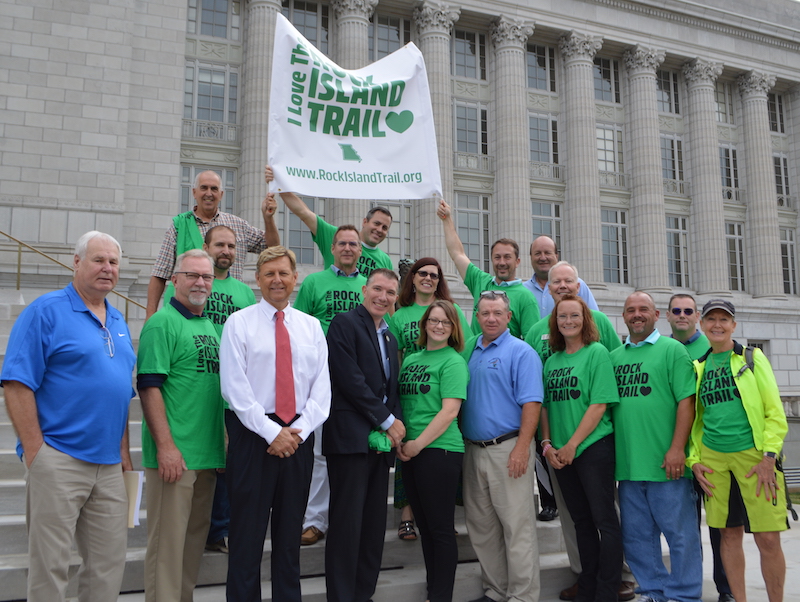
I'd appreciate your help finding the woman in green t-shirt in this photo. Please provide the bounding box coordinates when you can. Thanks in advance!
[541,295,622,602]
[390,258,468,541]
[396,300,468,602]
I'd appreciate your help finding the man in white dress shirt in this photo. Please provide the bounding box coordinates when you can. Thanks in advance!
[220,246,331,602]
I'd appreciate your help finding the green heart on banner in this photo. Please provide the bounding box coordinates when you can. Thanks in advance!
[385,111,414,133]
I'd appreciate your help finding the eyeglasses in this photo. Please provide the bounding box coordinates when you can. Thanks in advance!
[100,326,115,358]
[670,307,695,316]
[175,271,214,283]
[480,290,508,299]
[427,318,452,327]
[416,269,440,281]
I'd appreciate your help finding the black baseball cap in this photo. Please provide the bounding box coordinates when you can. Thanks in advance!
[701,299,735,318]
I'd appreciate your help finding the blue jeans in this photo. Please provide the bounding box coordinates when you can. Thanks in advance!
[618,479,702,602]
[206,470,230,543]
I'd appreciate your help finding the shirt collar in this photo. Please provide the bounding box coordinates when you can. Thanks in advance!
[330,264,360,278]
[169,296,207,319]
[476,328,510,349]
[192,205,220,223]
[65,282,112,324]
[624,328,660,348]
[671,330,702,345]
[526,276,546,292]
[258,298,294,321]
[493,277,522,287]
[377,318,389,334]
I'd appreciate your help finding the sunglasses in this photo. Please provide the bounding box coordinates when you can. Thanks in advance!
[415,269,440,281]
[670,307,695,316]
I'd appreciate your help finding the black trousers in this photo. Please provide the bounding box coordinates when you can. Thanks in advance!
[554,435,622,602]
[404,448,463,602]
[225,410,314,602]
[325,451,390,602]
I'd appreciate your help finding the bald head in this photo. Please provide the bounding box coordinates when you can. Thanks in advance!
[530,236,559,282]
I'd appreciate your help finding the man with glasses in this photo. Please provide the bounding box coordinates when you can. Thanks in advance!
[1,231,137,602]
[666,294,733,602]
[138,249,224,602]
[293,224,368,546]
[437,199,539,338]
[461,291,544,602]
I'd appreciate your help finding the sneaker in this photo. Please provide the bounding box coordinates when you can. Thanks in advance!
[205,537,229,554]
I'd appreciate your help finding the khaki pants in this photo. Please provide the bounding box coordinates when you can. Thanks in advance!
[144,467,216,602]
[25,442,128,602]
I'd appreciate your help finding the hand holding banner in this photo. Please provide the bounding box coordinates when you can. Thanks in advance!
[268,14,443,200]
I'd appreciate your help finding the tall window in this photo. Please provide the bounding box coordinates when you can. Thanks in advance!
[282,0,329,54]
[181,166,235,213]
[768,93,785,133]
[665,215,690,288]
[455,102,488,155]
[526,44,556,92]
[719,146,739,199]
[656,70,680,114]
[597,125,624,186]
[286,196,324,265]
[456,193,490,272]
[184,63,238,124]
[601,208,628,284]
[775,154,791,207]
[725,222,745,291]
[594,57,621,103]
[372,200,412,264]
[529,114,558,164]
[715,82,735,124]
[188,0,241,40]
[781,228,797,295]
[660,136,684,182]
[531,202,561,250]
[452,30,486,80]
[368,14,410,61]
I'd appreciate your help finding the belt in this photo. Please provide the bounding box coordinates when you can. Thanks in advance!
[465,430,519,448]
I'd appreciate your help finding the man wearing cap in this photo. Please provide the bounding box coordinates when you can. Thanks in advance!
[689,299,787,602]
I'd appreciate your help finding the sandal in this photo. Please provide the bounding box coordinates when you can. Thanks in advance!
[398,520,417,540]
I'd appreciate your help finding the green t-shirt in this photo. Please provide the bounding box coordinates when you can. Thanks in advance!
[544,342,619,458]
[138,303,225,470]
[698,350,754,453]
[399,346,469,452]
[312,216,393,278]
[294,268,366,335]
[463,263,540,339]
[526,310,622,365]
[164,276,256,337]
[389,302,470,357]
[610,335,696,482]
[677,332,711,361]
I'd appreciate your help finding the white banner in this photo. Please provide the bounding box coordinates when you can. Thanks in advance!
[268,14,442,200]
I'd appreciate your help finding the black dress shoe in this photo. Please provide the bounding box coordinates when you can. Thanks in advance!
[718,594,735,602]
[537,507,559,521]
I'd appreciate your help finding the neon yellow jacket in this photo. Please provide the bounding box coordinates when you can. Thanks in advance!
[687,341,787,467]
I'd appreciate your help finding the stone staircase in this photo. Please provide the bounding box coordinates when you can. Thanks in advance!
[0,290,577,602]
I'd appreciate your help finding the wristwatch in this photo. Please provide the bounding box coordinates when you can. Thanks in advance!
[763,451,777,459]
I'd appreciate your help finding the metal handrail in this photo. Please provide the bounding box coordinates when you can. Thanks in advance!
[0,229,146,319]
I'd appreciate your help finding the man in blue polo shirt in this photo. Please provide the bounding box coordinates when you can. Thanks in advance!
[1,231,137,602]
[461,291,544,602]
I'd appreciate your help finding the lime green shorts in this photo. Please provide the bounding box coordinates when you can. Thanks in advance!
[700,444,787,533]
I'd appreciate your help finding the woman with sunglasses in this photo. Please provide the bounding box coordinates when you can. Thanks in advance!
[396,300,469,602]
[389,258,469,540]
[541,294,622,602]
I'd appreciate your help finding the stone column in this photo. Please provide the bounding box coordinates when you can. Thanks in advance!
[558,31,604,285]
[413,2,460,263]
[738,71,784,299]
[682,58,729,295]
[490,16,534,252]
[240,0,282,229]
[329,0,378,228]
[623,45,670,292]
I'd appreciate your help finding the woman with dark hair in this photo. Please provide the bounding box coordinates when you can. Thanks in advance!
[397,300,469,602]
[541,295,622,602]
[389,257,469,540]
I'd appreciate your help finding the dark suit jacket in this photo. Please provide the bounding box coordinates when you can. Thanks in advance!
[323,304,401,463]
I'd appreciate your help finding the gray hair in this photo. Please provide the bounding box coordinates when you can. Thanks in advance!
[549,260,579,282]
[174,249,213,274]
[74,231,122,259]
[192,170,224,191]
[476,290,511,312]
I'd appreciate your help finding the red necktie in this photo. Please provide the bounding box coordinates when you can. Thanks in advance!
[275,310,296,424]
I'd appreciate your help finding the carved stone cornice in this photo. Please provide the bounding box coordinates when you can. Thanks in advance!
[737,70,776,97]
[330,0,378,21]
[413,2,460,36]
[623,45,665,75]
[490,16,534,49]
[558,31,603,62]
[682,58,722,86]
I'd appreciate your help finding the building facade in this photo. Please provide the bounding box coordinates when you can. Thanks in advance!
[2,0,800,402]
